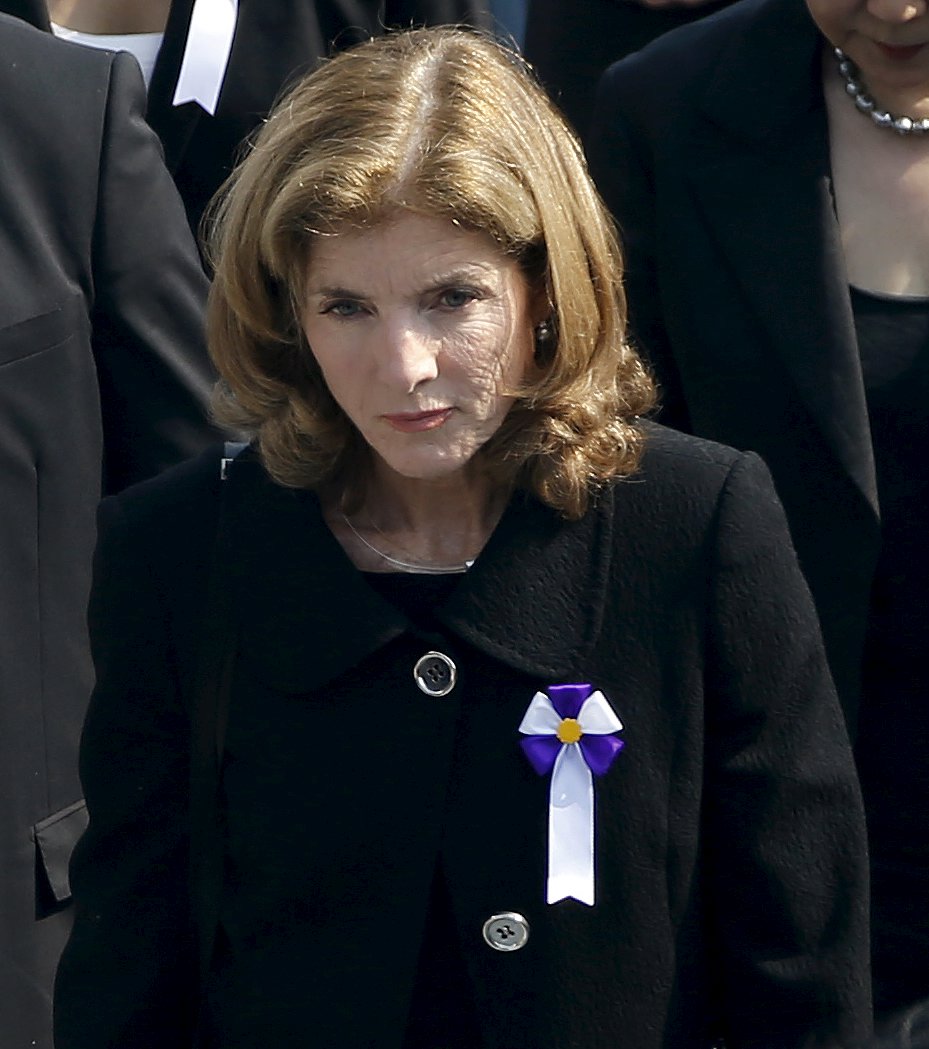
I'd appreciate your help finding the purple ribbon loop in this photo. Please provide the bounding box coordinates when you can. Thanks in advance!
[520,735,563,776]
[580,733,625,777]
[547,683,593,719]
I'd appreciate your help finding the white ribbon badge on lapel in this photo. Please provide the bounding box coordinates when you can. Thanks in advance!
[172,0,239,115]
[519,683,624,906]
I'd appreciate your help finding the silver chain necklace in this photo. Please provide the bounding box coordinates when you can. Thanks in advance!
[340,513,474,575]
[833,47,929,135]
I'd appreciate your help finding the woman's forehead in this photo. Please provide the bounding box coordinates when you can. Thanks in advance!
[304,212,518,290]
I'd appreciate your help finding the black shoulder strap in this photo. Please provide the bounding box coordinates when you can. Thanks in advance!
[189,441,246,1040]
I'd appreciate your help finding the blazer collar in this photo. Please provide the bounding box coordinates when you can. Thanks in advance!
[690,0,878,514]
[224,457,614,693]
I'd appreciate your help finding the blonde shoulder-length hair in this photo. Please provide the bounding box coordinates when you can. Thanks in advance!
[206,26,655,519]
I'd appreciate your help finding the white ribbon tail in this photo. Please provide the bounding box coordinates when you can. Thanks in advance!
[172,0,239,115]
[547,744,595,906]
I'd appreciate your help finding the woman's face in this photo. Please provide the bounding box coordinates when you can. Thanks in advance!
[301,211,538,485]
[808,0,929,110]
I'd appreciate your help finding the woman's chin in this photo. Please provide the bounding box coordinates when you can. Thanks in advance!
[856,42,929,109]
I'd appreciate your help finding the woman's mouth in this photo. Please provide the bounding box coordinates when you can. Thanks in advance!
[382,408,453,433]
[875,42,926,62]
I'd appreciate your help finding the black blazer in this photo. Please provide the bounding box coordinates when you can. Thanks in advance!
[586,0,879,731]
[0,14,214,1046]
[55,427,870,1049]
[4,0,493,232]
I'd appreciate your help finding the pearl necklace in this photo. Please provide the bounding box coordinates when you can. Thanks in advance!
[833,47,929,135]
[340,513,474,575]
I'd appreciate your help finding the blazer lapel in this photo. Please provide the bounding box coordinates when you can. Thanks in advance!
[438,489,614,680]
[688,0,878,515]
[225,457,409,693]
[146,0,203,173]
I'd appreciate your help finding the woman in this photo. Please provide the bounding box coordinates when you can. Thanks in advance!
[587,0,929,1035]
[54,27,870,1049]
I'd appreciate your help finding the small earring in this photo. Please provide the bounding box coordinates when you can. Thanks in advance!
[534,319,554,343]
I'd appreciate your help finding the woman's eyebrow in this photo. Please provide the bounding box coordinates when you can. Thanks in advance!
[426,266,494,286]
[310,284,366,298]
[310,266,495,298]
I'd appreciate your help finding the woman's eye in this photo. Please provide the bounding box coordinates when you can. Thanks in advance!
[437,287,478,310]
[322,300,364,318]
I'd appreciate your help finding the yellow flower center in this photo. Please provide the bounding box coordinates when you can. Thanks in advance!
[556,717,583,744]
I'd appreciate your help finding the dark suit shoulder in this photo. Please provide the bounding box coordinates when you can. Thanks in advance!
[639,420,742,469]
[608,422,782,555]
[634,420,752,491]
[596,0,808,126]
[109,445,225,526]
[598,0,761,95]
[95,448,231,634]
[0,15,127,207]
[0,12,116,97]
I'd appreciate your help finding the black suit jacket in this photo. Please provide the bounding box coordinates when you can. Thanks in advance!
[0,14,214,1046]
[55,427,870,1048]
[586,0,879,731]
[4,0,492,232]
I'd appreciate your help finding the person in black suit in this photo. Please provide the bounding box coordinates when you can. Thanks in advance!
[3,0,493,234]
[55,27,870,1048]
[523,0,736,135]
[587,0,929,1035]
[0,11,214,1048]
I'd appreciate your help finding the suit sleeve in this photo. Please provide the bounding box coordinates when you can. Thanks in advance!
[53,497,197,1048]
[90,51,218,495]
[586,62,691,431]
[703,452,871,1048]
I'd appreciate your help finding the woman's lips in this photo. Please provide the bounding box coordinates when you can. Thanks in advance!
[875,42,926,61]
[382,408,453,433]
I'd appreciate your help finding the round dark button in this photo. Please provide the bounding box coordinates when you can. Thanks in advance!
[413,651,457,697]
[482,912,530,952]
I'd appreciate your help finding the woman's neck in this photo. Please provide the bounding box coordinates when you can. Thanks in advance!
[47,0,171,34]
[366,464,504,532]
[824,46,929,297]
[326,465,509,573]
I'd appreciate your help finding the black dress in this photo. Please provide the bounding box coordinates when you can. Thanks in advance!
[849,285,929,1015]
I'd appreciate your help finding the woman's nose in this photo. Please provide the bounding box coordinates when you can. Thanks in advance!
[867,0,926,22]
[380,319,439,392]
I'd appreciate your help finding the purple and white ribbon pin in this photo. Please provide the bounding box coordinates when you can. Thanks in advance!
[519,683,624,906]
